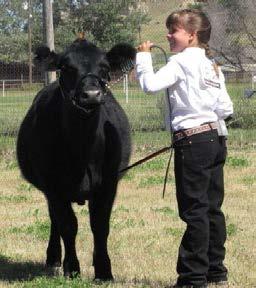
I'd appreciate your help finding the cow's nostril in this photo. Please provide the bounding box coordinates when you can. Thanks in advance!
[83,90,102,99]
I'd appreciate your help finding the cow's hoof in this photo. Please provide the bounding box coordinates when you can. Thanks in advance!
[63,260,80,279]
[46,261,61,268]
[45,266,62,276]
[64,271,80,279]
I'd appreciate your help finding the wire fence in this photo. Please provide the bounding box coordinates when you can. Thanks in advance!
[0,0,255,169]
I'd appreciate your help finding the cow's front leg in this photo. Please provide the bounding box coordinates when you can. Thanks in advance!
[88,183,117,281]
[48,199,80,277]
[46,206,62,267]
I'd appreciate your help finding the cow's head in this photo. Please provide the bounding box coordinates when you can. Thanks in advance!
[34,39,136,112]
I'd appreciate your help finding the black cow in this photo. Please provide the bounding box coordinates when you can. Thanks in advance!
[16,38,135,280]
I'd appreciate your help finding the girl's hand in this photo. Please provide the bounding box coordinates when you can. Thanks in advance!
[137,40,154,52]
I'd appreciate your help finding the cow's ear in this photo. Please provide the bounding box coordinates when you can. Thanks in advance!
[106,43,136,73]
[33,46,60,71]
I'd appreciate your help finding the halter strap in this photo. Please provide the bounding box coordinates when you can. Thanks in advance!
[59,72,110,101]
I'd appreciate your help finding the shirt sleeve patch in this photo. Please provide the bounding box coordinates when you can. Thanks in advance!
[203,78,221,89]
[199,60,221,89]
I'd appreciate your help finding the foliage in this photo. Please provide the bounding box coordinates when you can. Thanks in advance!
[203,0,256,70]
[183,0,256,69]
[0,0,42,62]
[0,0,28,34]
[217,0,234,8]
[0,34,28,62]
[187,3,204,10]
[0,0,149,62]
[62,0,150,50]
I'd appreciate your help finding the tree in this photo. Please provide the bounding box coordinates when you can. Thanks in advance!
[0,0,149,62]
[185,0,256,70]
[0,0,43,62]
[204,0,256,70]
[58,0,150,50]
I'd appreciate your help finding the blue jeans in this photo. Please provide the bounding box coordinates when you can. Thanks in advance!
[174,130,228,286]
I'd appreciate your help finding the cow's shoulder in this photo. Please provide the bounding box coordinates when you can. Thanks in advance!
[32,82,61,110]
[25,82,63,128]
[101,91,130,130]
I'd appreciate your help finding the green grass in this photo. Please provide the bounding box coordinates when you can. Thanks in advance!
[226,223,238,237]
[17,183,35,192]
[121,171,135,181]
[151,207,177,217]
[165,227,183,237]
[134,158,167,172]
[241,175,255,186]
[9,220,50,241]
[18,277,94,288]
[0,194,28,203]
[226,156,249,167]
[113,205,130,213]
[138,175,173,188]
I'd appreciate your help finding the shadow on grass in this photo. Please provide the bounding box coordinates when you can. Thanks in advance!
[114,276,175,288]
[0,254,177,287]
[0,254,58,282]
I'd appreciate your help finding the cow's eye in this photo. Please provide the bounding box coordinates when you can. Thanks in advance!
[61,64,75,73]
[99,68,110,81]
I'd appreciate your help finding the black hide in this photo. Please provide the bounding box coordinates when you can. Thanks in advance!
[16,39,135,280]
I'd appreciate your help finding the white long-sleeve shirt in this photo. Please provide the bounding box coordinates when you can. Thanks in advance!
[136,47,233,132]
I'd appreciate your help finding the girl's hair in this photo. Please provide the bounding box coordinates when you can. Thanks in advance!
[166,9,219,77]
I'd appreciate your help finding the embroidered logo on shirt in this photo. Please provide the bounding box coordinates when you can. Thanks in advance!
[203,78,221,89]
[199,59,221,90]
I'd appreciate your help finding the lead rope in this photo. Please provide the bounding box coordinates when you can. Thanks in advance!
[119,145,172,174]
[162,136,174,199]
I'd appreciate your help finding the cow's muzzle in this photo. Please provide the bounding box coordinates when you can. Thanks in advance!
[59,73,108,112]
[78,89,104,107]
[74,74,107,109]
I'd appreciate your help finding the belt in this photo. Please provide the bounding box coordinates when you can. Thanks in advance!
[173,122,218,142]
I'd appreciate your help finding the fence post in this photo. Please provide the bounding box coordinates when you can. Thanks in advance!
[21,74,24,88]
[28,0,33,85]
[43,0,56,84]
[252,73,256,90]
[2,80,5,97]
[125,74,129,103]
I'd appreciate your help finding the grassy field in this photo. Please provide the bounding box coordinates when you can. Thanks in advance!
[0,131,255,287]
[0,77,255,288]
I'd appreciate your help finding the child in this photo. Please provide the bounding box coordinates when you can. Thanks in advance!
[136,9,233,288]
